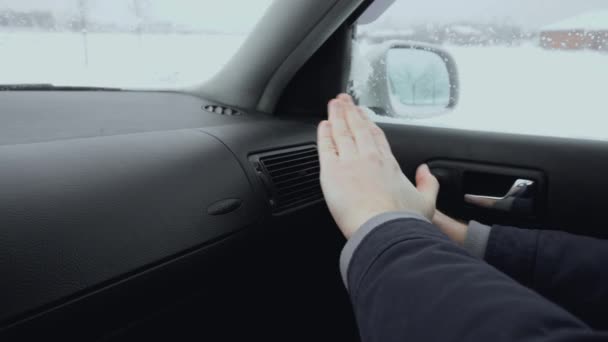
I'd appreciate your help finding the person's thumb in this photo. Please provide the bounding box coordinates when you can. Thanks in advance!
[416,164,439,204]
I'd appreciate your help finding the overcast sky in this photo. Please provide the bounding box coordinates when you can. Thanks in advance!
[1,0,607,32]
[369,0,608,30]
[0,0,274,32]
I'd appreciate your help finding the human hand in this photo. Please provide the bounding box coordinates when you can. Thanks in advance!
[431,210,468,245]
[317,94,439,238]
[414,157,469,244]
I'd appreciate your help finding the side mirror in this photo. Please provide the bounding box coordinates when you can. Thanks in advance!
[356,41,459,118]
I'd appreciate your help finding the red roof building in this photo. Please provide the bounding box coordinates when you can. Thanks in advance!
[540,11,608,51]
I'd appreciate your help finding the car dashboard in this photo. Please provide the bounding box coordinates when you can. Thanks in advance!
[0,91,350,340]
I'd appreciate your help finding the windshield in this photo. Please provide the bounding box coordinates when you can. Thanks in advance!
[0,0,273,89]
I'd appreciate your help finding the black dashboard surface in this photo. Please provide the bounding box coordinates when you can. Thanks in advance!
[0,91,259,146]
[0,91,319,334]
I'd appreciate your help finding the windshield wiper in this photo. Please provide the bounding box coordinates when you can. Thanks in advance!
[0,83,122,91]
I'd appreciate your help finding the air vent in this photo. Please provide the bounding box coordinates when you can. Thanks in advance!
[250,145,322,214]
[203,104,241,116]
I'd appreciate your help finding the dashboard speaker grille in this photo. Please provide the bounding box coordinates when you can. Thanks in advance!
[250,145,322,214]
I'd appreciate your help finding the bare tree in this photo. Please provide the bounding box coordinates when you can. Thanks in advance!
[131,0,151,43]
[78,0,89,66]
[132,0,142,43]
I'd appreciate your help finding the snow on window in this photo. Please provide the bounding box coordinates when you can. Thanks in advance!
[0,0,273,88]
[352,0,608,141]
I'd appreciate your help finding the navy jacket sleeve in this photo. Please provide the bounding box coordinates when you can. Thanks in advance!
[485,225,608,329]
[347,218,608,342]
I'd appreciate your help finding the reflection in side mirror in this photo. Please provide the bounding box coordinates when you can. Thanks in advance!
[386,48,451,114]
[355,41,459,119]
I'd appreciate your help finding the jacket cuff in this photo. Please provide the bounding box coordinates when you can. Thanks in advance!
[339,211,430,290]
[463,221,492,259]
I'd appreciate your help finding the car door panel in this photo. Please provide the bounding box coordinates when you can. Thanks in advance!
[382,122,608,238]
[427,160,546,223]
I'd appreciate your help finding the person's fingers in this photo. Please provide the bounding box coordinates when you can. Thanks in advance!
[337,93,354,105]
[328,99,357,160]
[353,104,393,158]
[432,209,467,245]
[317,120,337,167]
[370,123,393,157]
[356,106,371,122]
[416,164,440,204]
[342,99,378,157]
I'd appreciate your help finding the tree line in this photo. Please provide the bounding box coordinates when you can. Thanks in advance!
[360,22,536,46]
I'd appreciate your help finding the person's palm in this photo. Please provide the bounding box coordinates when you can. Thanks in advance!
[318,94,439,238]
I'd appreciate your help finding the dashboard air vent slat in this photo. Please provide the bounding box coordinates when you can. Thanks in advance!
[264,154,318,170]
[276,177,319,192]
[269,164,320,179]
[260,148,316,162]
[275,171,319,187]
[250,145,322,214]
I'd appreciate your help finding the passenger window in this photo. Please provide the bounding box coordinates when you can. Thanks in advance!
[351,1,608,141]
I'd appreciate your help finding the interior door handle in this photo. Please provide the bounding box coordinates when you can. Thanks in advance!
[464,179,534,213]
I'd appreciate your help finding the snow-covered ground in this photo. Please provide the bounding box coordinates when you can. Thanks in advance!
[0,32,607,141]
[0,32,246,88]
[364,44,608,141]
